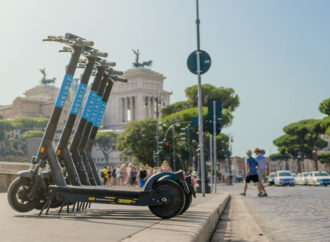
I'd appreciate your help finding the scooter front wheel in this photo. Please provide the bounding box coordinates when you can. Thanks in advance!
[7,177,37,212]
[148,180,185,219]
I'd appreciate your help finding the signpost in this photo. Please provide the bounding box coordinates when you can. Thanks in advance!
[187,0,212,196]
[206,98,222,193]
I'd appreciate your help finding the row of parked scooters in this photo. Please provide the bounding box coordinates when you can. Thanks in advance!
[7,33,195,219]
[268,170,330,186]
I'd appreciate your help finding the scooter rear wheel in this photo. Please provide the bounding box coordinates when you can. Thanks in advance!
[7,177,37,212]
[148,180,185,219]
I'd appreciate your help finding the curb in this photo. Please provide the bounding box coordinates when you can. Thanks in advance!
[122,193,230,242]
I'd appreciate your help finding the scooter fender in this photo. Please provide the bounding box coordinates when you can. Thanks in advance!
[185,176,196,198]
[158,175,190,194]
[144,171,189,194]
[17,169,35,179]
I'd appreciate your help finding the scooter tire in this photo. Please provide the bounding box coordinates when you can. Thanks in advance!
[179,192,193,215]
[149,180,185,219]
[7,177,37,213]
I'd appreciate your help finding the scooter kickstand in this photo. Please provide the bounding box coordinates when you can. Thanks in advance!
[71,203,76,212]
[45,198,53,215]
[58,201,66,215]
[38,199,50,217]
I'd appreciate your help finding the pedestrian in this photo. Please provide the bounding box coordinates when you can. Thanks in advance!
[129,166,138,187]
[111,165,117,185]
[107,166,112,185]
[254,148,268,197]
[240,150,262,196]
[161,160,172,172]
[101,166,108,185]
[119,164,127,186]
[138,166,148,188]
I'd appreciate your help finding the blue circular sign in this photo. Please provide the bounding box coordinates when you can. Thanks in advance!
[187,50,211,75]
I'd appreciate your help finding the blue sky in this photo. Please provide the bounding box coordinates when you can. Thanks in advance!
[0,0,329,156]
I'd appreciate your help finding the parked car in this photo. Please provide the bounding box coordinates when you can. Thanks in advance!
[295,173,302,185]
[307,171,330,186]
[274,170,295,186]
[268,172,276,186]
[300,172,309,185]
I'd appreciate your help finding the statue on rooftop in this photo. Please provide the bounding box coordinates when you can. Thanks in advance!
[132,49,152,68]
[39,68,56,85]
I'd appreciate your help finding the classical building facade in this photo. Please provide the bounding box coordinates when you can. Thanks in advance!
[0,84,72,142]
[103,67,171,130]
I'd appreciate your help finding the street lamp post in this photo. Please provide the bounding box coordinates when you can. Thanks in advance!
[195,0,206,197]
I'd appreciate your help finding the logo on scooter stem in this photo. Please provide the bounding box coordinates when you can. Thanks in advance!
[55,73,73,108]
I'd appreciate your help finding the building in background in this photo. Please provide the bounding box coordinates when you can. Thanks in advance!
[102,67,171,130]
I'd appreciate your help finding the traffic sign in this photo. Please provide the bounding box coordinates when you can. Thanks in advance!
[207,98,222,135]
[187,50,211,75]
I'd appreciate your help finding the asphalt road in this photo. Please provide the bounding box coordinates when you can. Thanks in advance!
[211,183,330,242]
[0,191,218,242]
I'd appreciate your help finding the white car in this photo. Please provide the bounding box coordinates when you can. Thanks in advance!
[307,171,330,186]
[295,172,309,185]
[274,170,295,186]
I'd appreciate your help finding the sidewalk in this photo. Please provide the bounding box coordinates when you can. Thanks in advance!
[0,192,229,242]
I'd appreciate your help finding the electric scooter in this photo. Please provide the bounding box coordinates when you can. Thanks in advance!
[7,33,96,212]
[8,33,195,219]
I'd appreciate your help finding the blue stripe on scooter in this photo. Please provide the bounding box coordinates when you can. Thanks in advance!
[81,90,97,120]
[55,73,73,108]
[88,95,102,123]
[70,82,87,115]
[94,100,107,128]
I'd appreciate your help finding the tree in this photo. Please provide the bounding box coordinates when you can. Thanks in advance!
[318,152,330,173]
[116,119,158,166]
[319,98,330,116]
[161,101,190,116]
[94,131,118,165]
[14,117,48,132]
[0,119,15,141]
[21,130,44,139]
[269,152,291,170]
[273,120,328,172]
[184,84,240,111]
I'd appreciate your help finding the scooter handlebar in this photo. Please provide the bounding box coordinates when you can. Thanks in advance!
[107,68,123,75]
[111,76,127,83]
[43,33,94,47]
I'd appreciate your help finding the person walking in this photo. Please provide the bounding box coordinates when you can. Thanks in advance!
[241,150,262,196]
[138,166,148,188]
[254,148,268,197]
[111,165,117,185]
[101,166,108,185]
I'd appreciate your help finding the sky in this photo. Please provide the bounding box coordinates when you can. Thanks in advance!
[0,0,329,156]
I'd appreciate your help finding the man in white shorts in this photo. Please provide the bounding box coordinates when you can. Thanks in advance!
[254,148,268,197]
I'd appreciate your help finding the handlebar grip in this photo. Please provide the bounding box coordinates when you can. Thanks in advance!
[105,62,116,67]
[78,39,94,47]
[77,63,86,68]
[94,50,108,58]
[111,76,127,83]
[108,69,123,75]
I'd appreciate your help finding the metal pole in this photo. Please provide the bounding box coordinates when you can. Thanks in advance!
[195,0,205,196]
[209,134,213,192]
[155,97,160,167]
[213,101,217,192]
[172,128,176,171]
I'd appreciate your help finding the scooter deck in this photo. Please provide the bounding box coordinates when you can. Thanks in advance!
[49,185,162,206]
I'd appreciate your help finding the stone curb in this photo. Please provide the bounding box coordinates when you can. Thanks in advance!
[122,193,230,242]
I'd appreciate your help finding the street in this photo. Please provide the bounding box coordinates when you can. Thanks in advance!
[211,183,330,242]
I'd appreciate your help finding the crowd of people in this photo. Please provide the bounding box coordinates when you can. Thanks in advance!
[100,160,172,188]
